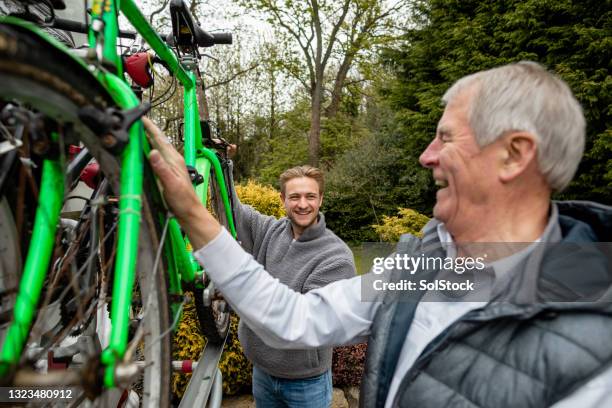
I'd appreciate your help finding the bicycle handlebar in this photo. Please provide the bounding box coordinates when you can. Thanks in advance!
[168,0,232,48]
[193,31,233,47]
[211,32,232,45]
[52,18,231,47]
[52,18,137,39]
[162,31,233,48]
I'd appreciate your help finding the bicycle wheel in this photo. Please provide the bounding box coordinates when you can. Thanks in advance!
[0,23,172,406]
[194,166,231,345]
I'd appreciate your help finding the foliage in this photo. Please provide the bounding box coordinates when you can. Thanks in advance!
[326,0,611,242]
[218,314,253,395]
[324,95,436,243]
[170,310,253,398]
[372,208,430,242]
[332,343,368,387]
[235,180,286,218]
[380,0,612,205]
[238,0,409,165]
[253,98,311,184]
[254,92,371,186]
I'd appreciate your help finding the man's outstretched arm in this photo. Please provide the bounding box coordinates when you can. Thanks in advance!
[143,118,376,348]
[193,227,372,348]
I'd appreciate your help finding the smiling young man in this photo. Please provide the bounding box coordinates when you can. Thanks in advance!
[226,164,355,407]
[145,61,612,407]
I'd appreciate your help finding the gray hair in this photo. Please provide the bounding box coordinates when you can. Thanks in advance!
[442,61,585,192]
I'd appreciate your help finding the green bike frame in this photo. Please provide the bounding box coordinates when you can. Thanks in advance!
[0,0,236,388]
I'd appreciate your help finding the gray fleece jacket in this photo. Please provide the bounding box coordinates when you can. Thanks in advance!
[231,188,355,379]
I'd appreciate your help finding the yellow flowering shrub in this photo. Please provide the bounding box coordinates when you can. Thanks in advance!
[171,293,205,399]
[372,208,430,242]
[235,180,285,218]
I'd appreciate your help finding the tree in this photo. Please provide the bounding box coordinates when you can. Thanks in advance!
[382,0,612,204]
[240,0,409,166]
[326,0,612,243]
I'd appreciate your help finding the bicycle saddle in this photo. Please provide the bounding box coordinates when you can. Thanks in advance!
[169,0,226,48]
[47,0,66,8]
[27,0,66,9]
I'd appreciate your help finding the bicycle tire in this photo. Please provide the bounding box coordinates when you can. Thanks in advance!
[194,166,231,345]
[0,197,20,326]
[0,23,172,406]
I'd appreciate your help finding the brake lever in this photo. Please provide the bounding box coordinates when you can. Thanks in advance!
[200,53,219,63]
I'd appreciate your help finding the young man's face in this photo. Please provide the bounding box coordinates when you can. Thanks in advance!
[281,177,323,234]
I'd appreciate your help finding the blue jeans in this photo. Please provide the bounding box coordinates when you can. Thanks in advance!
[252,366,332,408]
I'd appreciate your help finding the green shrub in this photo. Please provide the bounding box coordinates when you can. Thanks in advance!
[372,208,430,242]
[171,308,253,398]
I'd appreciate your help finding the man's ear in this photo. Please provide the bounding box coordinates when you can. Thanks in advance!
[499,132,538,183]
[280,192,285,202]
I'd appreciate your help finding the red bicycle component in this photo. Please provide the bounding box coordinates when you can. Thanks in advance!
[47,351,68,370]
[68,145,83,161]
[79,162,100,189]
[124,52,154,88]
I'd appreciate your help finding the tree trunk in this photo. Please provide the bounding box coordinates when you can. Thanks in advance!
[269,66,276,139]
[325,53,354,118]
[309,82,322,167]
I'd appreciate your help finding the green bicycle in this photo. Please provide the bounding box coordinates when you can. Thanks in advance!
[0,0,236,404]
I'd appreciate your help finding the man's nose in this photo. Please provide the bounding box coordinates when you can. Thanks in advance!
[419,139,441,169]
[297,197,308,208]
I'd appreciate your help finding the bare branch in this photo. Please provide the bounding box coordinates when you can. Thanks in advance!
[162,116,182,131]
[268,5,316,86]
[278,60,311,92]
[310,0,323,81]
[344,77,368,87]
[207,64,259,89]
[149,0,170,24]
[321,0,351,70]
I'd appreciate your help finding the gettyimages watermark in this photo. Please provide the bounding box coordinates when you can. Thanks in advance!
[357,241,612,303]
[370,253,485,292]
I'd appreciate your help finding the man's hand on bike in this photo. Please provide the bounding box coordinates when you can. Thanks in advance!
[143,117,195,217]
[227,143,237,159]
[143,117,221,248]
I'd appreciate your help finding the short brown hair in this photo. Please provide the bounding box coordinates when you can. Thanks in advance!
[279,165,324,195]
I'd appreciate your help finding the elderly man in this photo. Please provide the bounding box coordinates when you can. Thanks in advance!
[145,61,612,407]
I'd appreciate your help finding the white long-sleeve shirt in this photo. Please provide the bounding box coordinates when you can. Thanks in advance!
[194,228,612,407]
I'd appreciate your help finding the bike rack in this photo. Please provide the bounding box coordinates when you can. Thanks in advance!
[179,335,227,407]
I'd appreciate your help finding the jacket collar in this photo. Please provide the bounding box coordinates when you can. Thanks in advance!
[556,200,612,241]
[286,212,327,242]
[475,200,612,310]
